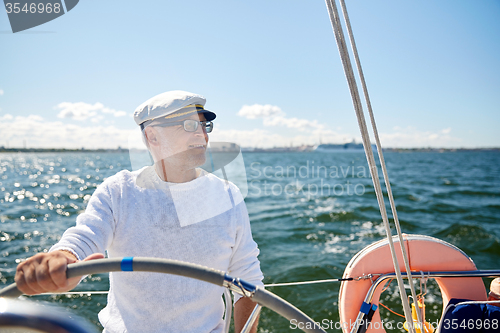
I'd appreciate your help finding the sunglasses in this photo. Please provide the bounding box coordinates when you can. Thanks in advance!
[152,119,213,133]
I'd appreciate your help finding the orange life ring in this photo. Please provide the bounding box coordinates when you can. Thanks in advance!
[338,234,487,333]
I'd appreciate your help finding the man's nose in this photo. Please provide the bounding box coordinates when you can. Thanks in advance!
[194,123,205,134]
[194,123,208,141]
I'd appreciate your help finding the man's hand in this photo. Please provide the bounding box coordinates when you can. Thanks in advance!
[15,251,104,295]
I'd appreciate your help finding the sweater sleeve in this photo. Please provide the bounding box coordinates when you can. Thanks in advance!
[50,180,116,260]
[227,196,264,304]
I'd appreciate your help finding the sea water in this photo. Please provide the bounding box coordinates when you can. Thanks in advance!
[0,151,499,332]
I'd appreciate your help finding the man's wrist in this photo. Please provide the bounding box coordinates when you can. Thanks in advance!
[58,249,78,261]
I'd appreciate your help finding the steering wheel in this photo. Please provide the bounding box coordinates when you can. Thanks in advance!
[0,257,327,333]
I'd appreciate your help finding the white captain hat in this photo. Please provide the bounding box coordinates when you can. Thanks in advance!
[134,90,216,130]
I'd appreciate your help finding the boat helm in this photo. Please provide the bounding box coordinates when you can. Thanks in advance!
[0,298,97,333]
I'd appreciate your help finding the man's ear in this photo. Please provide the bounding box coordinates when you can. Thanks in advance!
[144,127,160,146]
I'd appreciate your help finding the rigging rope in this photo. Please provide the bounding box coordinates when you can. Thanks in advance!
[32,277,357,296]
[336,0,424,330]
[266,277,353,287]
[323,0,418,332]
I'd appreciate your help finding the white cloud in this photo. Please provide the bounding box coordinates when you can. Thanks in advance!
[238,104,284,119]
[91,115,105,123]
[209,127,348,148]
[0,110,462,150]
[238,104,324,132]
[1,114,13,121]
[209,124,461,149]
[56,102,100,120]
[229,102,462,148]
[210,128,286,148]
[380,126,460,147]
[27,114,44,122]
[56,102,128,121]
[102,107,128,117]
[0,89,4,96]
[235,104,462,147]
[263,115,324,131]
[0,114,134,149]
[441,127,451,134]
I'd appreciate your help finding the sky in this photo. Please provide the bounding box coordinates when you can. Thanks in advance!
[1,0,499,149]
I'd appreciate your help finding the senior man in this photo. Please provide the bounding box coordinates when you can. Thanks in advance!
[15,90,264,333]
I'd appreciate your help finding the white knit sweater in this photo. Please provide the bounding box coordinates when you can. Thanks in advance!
[50,166,264,333]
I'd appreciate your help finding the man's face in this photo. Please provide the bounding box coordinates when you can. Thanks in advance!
[146,113,209,170]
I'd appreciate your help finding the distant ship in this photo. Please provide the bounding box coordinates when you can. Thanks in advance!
[314,140,377,152]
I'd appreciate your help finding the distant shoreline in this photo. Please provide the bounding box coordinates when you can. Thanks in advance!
[0,147,499,153]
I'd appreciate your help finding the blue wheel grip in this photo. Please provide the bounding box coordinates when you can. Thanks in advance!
[121,257,134,271]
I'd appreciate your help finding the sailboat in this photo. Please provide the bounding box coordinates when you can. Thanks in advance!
[1,1,499,333]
